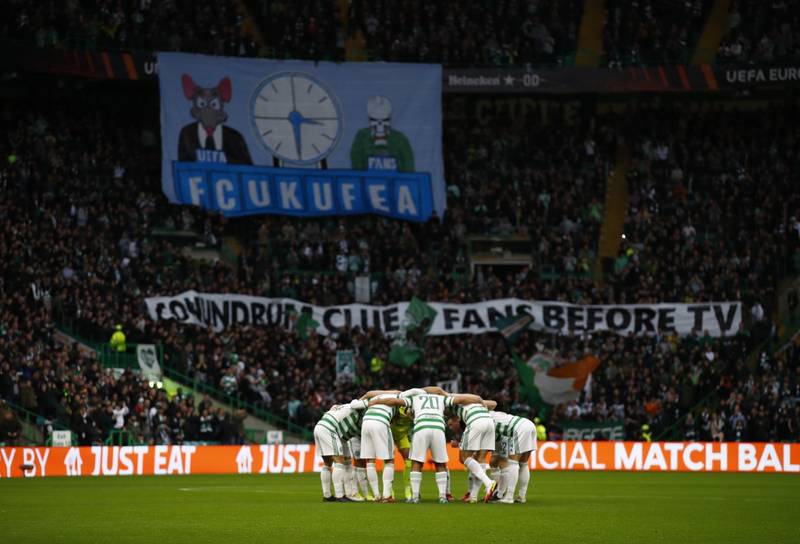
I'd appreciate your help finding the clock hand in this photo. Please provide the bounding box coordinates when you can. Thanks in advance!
[287,110,323,160]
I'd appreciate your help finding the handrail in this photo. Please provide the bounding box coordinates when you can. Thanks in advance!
[53,321,312,440]
[1,397,72,434]
[161,365,313,441]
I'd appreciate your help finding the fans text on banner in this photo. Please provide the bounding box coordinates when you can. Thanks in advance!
[145,291,742,338]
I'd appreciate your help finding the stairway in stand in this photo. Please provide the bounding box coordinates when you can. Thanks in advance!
[595,143,631,281]
[575,0,607,67]
[692,0,731,65]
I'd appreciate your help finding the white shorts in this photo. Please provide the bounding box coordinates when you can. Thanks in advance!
[494,436,511,459]
[348,437,362,459]
[510,419,537,454]
[360,420,394,460]
[460,418,495,452]
[409,428,449,464]
[314,423,346,457]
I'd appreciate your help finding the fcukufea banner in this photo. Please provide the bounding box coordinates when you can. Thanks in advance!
[157,52,444,221]
[145,291,742,337]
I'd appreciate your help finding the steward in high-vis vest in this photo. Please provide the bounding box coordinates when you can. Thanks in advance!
[641,424,652,442]
[110,325,126,353]
[534,417,547,441]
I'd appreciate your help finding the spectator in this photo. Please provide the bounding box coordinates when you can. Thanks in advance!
[0,399,22,446]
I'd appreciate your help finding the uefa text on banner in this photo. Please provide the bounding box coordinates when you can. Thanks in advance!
[158,53,444,221]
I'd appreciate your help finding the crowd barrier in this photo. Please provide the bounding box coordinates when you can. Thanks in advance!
[1,441,797,478]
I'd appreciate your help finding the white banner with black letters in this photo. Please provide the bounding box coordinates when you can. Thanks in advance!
[145,290,741,338]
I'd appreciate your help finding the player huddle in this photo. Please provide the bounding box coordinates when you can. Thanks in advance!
[314,386,536,504]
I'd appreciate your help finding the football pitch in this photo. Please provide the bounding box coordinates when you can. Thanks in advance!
[1,471,797,544]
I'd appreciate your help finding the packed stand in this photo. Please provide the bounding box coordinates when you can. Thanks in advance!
[350,0,582,65]
[717,0,800,63]
[1,0,259,57]
[247,0,344,61]
[604,0,713,67]
[1,86,798,443]
[616,103,800,325]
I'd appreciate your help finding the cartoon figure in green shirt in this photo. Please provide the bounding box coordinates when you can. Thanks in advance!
[350,96,415,172]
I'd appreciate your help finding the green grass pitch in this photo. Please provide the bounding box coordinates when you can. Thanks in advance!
[1,471,798,543]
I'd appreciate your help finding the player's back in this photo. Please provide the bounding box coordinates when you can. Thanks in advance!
[321,403,363,439]
[490,410,525,436]
[363,393,397,427]
[407,394,449,433]
[455,402,491,426]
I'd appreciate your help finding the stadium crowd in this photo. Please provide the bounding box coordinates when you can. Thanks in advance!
[603,0,712,67]
[0,0,340,60]
[0,82,798,446]
[350,0,582,65]
[717,0,800,63]
[6,0,800,69]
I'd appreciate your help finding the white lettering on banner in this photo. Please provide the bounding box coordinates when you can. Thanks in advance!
[663,443,682,470]
[152,445,196,475]
[1,448,16,478]
[216,179,236,211]
[247,179,271,207]
[23,449,41,477]
[368,185,389,212]
[20,448,49,477]
[757,444,781,472]
[312,182,333,211]
[397,186,417,215]
[283,445,298,473]
[102,446,119,475]
[738,443,800,472]
[341,183,356,210]
[784,445,800,472]
[145,291,743,338]
[1,442,798,477]
[257,445,306,473]
[280,181,302,209]
[168,446,184,474]
[707,443,727,471]
[567,442,590,470]
[537,442,558,469]
[295,445,310,472]
[616,442,643,470]
[154,445,169,474]
[643,444,667,471]
[188,176,205,205]
[739,443,757,471]
[591,443,606,469]
[683,443,704,471]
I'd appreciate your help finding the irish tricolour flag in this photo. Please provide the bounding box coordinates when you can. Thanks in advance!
[493,313,601,407]
[528,353,601,405]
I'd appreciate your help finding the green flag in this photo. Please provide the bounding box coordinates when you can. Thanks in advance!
[295,312,320,340]
[388,345,421,367]
[492,313,534,346]
[407,297,437,332]
[388,298,437,367]
[492,313,547,417]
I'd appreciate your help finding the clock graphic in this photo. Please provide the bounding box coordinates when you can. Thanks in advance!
[250,72,343,165]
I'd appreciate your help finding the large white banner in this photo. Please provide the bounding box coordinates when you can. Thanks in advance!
[145,291,741,338]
